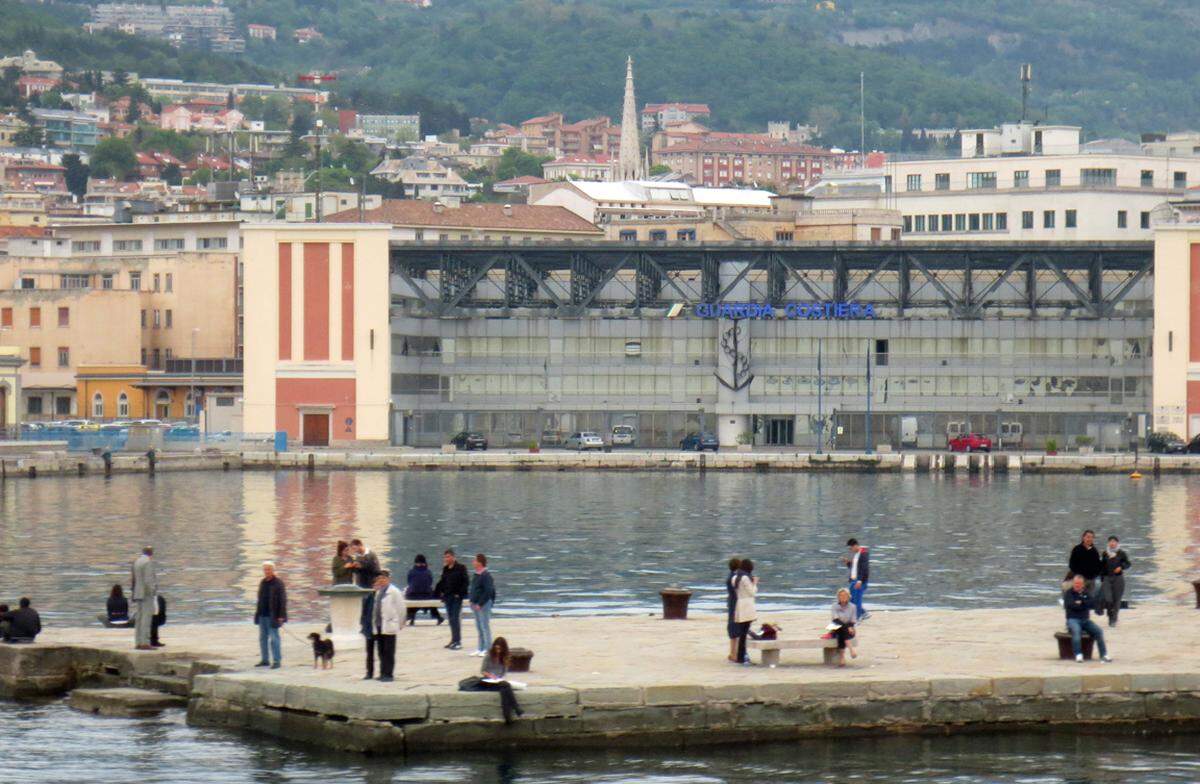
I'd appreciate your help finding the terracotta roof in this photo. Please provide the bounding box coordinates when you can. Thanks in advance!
[642,102,711,115]
[0,226,47,239]
[521,113,563,126]
[494,175,549,186]
[327,200,602,234]
[561,117,610,132]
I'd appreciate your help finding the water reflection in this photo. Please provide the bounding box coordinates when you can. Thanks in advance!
[1,471,1198,625]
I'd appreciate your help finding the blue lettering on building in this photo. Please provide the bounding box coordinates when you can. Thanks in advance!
[692,301,876,320]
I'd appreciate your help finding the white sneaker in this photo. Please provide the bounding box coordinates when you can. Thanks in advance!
[1075,654,1084,663]
[1101,656,1113,663]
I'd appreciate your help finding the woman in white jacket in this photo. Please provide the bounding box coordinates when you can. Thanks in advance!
[733,558,758,665]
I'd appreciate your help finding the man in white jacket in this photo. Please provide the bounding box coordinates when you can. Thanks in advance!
[371,570,404,682]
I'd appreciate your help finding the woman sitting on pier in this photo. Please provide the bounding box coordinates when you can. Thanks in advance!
[460,637,524,724]
[829,587,858,667]
[100,584,132,628]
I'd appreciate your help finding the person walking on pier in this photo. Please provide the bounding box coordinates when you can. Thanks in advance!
[131,546,158,650]
[1063,574,1111,663]
[469,554,496,656]
[843,539,870,621]
[372,570,404,682]
[1100,536,1131,626]
[435,549,469,650]
[253,562,288,669]
[732,559,758,665]
[1068,530,1102,607]
[725,557,743,662]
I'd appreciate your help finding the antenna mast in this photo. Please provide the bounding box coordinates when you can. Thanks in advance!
[1020,63,1032,122]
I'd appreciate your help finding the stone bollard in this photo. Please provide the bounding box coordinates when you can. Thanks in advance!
[507,648,534,672]
[102,450,113,477]
[659,587,693,620]
[146,449,156,475]
[1193,580,1200,609]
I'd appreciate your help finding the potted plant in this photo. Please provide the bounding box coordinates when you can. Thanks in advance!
[528,440,540,453]
[1075,435,1094,454]
[1045,438,1058,456]
[736,432,755,452]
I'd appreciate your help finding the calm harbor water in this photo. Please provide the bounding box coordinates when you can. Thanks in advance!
[2,470,1200,780]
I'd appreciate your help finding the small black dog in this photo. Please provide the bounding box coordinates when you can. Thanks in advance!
[307,632,335,669]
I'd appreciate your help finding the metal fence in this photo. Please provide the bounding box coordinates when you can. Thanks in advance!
[10,427,276,453]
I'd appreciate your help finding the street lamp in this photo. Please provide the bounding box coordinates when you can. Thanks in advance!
[190,327,199,425]
[314,118,325,223]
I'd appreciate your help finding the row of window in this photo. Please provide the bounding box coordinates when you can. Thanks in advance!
[70,237,226,253]
[752,374,1140,398]
[86,390,194,419]
[619,229,698,242]
[902,209,1152,233]
[141,309,174,329]
[22,346,70,368]
[17,271,173,292]
[141,348,173,369]
[1,306,71,328]
[901,168,1186,192]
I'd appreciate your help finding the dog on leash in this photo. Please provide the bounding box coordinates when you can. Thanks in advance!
[307,632,335,669]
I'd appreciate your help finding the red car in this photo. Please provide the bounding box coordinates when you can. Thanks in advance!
[948,433,992,452]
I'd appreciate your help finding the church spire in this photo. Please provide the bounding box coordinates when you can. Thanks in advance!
[617,56,643,181]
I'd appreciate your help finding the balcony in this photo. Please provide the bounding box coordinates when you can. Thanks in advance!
[163,358,243,375]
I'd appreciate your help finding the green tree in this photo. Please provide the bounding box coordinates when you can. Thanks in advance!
[331,136,376,176]
[137,128,199,160]
[649,163,672,176]
[161,163,182,186]
[494,148,550,181]
[187,166,213,186]
[12,123,44,147]
[61,153,90,198]
[89,137,138,179]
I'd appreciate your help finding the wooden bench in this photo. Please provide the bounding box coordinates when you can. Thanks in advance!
[1054,630,1095,660]
[747,637,844,667]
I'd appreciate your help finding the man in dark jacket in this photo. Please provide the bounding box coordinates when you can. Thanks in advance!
[843,538,870,621]
[435,549,470,650]
[468,553,496,656]
[0,597,41,643]
[253,562,287,668]
[1068,529,1103,603]
[1063,574,1110,662]
[347,539,381,589]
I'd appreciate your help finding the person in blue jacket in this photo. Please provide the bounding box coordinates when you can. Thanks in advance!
[404,554,443,625]
[1063,574,1112,663]
[843,538,870,620]
[468,553,496,656]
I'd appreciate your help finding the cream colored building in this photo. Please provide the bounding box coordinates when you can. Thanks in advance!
[529,180,776,225]
[603,207,901,243]
[0,346,23,429]
[1,218,240,417]
[1152,223,1200,439]
[241,223,392,446]
[808,122,1200,242]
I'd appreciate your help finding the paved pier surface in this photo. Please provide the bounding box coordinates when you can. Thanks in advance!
[6,604,1200,753]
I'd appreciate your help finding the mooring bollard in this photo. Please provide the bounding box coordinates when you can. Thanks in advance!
[659,587,693,620]
[1193,579,1200,609]
[307,453,316,472]
[102,450,113,477]
[146,449,156,475]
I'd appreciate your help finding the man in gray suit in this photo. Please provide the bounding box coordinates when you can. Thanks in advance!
[131,546,158,650]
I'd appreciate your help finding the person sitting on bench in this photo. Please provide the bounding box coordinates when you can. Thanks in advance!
[405,554,443,625]
[1064,574,1111,663]
[828,587,858,666]
[100,584,132,627]
[1,597,41,643]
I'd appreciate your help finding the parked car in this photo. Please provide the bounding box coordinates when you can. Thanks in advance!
[611,425,636,447]
[680,432,720,452]
[948,433,992,452]
[565,431,604,450]
[20,422,44,432]
[450,431,488,450]
[540,430,564,446]
[1148,432,1187,454]
[165,425,201,440]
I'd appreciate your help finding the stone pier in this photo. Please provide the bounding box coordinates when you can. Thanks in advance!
[4,604,1200,754]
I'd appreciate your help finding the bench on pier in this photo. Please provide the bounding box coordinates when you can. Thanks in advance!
[1054,631,1096,660]
[405,598,443,623]
[747,636,847,668]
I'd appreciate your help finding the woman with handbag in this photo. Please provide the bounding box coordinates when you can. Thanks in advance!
[458,637,523,724]
[733,559,758,665]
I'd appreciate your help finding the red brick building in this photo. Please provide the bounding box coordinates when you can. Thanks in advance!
[652,136,855,188]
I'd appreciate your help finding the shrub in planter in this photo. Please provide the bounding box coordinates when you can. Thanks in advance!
[1044,438,1058,455]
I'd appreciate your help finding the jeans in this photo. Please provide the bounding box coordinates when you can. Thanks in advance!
[735,620,752,663]
[364,633,377,678]
[473,680,522,723]
[474,601,493,652]
[445,595,463,644]
[849,579,868,618]
[257,618,281,665]
[1067,617,1108,658]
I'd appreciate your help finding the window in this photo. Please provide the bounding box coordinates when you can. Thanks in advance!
[165,348,173,360]
[1141,211,1151,229]
[676,229,696,241]
[619,230,637,242]
[982,213,994,231]
[19,277,34,290]
[60,274,89,289]
[1043,210,1056,228]
[153,273,160,292]
[29,347,40,367]
[974,134,984,155]
[775,231,794,241]
[130,272,141,290]
[118,392,129,418]
[29,307,40,328]
[140,348,147,366]
[967,171,997,189]
[27,396,42,415]
[906,174,922,192]
[1141,170,1154,188]
[92,392,104,418]
[902,216,912,232]
[934,173,950,191]
[941,214,952,231]
[1022,211,1034,229]
[954,214,966,232]
[413,230,424,241]
[55,396,70,416]
[57,346,69,367]
[57,306,69,327]
[1175,172,1188,189]
[151,348,160,369]
[883,175,892,193]
[914,215,926,232]
[968,213,980,231]
[165,309,173,328]
[1066,209,1077,228]
[198,237,228,250]
[1117,210,1127,229]
[649,230,667,241]
[165,273,173,292]
[1081,168,1116,187]
[1045,169,1061,187]
[153,309,161,328]
[1014,170,1029,188]
[0,307,10,328]
[1034,130,1043,154]
[140,309,147,328]
[71,240,101,253]
[996,212,1008,231]
[113,239,143,252]
[154,238,185,251]
[101,273,113,290]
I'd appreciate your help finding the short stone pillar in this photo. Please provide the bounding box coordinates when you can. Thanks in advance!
[1054,631,1094,660]
[316,584,373,649]
[507,648,534,672]
[659,588,693,620]
[1193,579,1200,609]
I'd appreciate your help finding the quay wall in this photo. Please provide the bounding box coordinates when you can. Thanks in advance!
[191,671,1200,753]
[3,448,1200,479]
